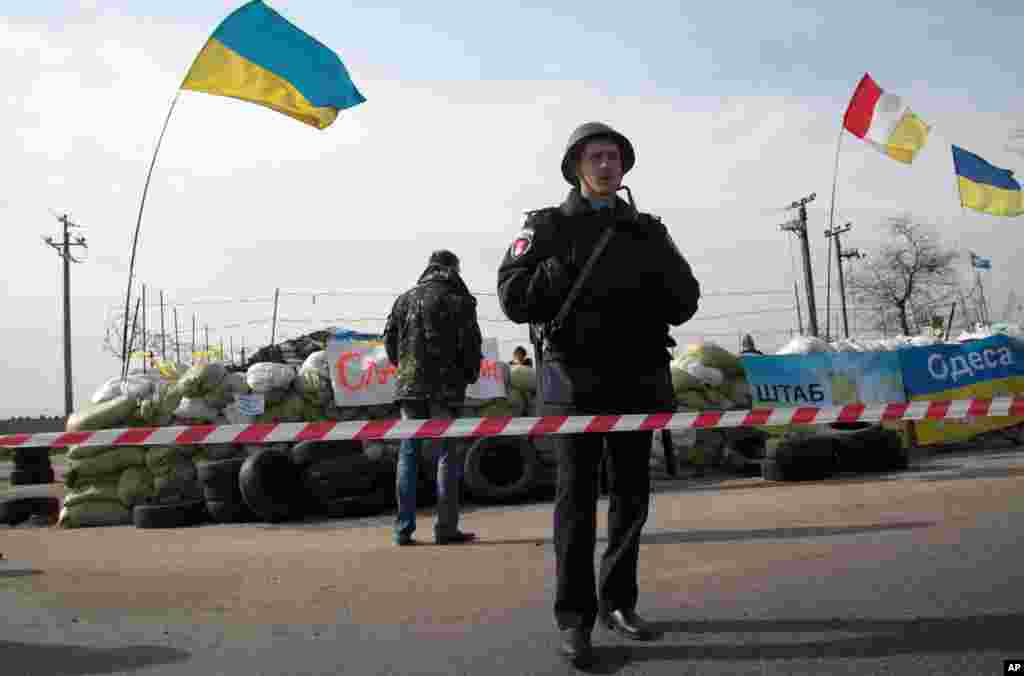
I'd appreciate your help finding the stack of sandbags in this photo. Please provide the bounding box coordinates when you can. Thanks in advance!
[247,362,307,423]
[293,351,337,421]
[59,445,153,527]
[670,341,753,413]
[173,363,250,424]
[506,364,536,415]
[144,446,203,505]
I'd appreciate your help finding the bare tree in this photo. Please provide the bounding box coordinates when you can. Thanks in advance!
[847,216,960,336]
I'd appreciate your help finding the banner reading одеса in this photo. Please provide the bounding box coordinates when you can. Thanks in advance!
[327,331,506,406]
[898,334,1024,444]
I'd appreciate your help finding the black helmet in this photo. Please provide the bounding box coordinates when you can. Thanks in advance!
[561,122,636,186]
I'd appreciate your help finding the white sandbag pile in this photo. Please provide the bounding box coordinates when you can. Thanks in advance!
[670,341,752,413]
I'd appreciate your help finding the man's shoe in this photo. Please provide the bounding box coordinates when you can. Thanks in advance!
[394,534,416,546]
[434,531,477,545]
[558,627,593,667]
[602,609,660,641]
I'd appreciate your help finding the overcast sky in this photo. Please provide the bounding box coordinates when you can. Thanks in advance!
[2,1,1022,418]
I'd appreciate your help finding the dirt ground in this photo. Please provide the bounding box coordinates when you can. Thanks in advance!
[5,454,1024,632]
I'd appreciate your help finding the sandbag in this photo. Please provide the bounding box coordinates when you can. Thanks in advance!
[677,390,709,411]
[247,362,296,393]
[69,447,146,479]
[684,361,725,387]
[174,397,220,422]
[776,335,834,355]
[300,351,330,379]
[118,466,155,507]
[146,446,195,474]
[58,500,133,528]
[479,398,520,418]
[670,364,701,393]
[177,362,229,398]
[222,401,255,425]
[66,395,139,432]
[684,341,745,377]
[202,382,233,410]
[509,365,536,393]
[223,372,250,396]
[66,444,113,462]
[63,483,121,508]
[64,469,121,492]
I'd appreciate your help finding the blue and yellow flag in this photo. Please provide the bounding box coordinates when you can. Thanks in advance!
[952,145,1023,217]
[182,1,365,129]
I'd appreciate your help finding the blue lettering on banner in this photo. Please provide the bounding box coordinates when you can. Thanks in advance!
[900,335,1024,397]
[741,351,904,406]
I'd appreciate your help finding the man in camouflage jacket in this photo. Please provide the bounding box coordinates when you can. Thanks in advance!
[384,249,483,545]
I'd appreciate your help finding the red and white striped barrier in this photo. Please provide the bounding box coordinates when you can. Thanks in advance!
[2,397,1022,450]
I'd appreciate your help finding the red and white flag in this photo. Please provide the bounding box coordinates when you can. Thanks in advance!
[843,73,930,164]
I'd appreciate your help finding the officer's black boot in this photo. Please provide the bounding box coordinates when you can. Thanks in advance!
[559,627,594,667]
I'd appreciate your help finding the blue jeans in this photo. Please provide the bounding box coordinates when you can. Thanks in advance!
[395,399,462,539]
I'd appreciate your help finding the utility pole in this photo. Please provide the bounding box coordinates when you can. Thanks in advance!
[159,290,167,361]
[779,193,819,337]
[825,222,853,338]
[173,306,181,365]
[270,287,281,346]
[43,213,87,417]
[141,284,147,372]
[838,246,864,339]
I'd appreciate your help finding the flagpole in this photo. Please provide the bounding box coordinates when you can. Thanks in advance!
[825,126,844,340]
[120,91,182,380]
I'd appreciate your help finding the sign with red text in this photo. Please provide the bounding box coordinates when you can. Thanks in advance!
[327,331,505,406]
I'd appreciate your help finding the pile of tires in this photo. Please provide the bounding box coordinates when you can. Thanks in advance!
[762,436,838,481]
[10,449,55,486]
[293,440,394,519]
[761,424,909,482]
[1,495,60,526]
[198,456,257,524]
[832,425,909,473]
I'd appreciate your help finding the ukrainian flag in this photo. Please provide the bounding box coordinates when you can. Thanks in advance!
[952,145,1023,217]
[182,1,365,130]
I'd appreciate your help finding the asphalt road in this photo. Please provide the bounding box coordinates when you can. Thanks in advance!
[3,446,1024,675]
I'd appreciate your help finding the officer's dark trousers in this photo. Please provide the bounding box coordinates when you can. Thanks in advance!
[542,401,653,631]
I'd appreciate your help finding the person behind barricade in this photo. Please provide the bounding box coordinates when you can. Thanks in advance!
[740,333,763,356]
[510,345,534,367]
[496,121,701,666]
[384,249,483,546]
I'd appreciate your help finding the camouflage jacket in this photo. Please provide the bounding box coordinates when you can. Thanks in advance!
[384,264,483,402]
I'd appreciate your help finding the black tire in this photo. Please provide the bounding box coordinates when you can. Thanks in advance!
[291,439,364,467]
[761,458,786,481]
[833,427,907,473]
[205,499,257,524]
[767,437,837,482]
[463,436,539,503]
[304,455,378,500]
[10,467,56,486]
[325,469,395,518]
[239,448,303,523]
[13,448,51,468]
[132,500,208,529]
[197,458,246,502]
[0,496,60,526]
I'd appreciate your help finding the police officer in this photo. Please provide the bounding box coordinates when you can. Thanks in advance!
[497,122,701,666]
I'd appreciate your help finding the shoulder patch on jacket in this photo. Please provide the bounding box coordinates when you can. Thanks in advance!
[509,229,534,258]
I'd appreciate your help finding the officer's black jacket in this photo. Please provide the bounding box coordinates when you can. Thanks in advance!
[497,189,700,373]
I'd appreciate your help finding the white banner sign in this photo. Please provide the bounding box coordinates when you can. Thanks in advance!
[327,334,506,406]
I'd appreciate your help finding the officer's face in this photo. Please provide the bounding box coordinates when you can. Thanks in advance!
[576,140,623,197]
